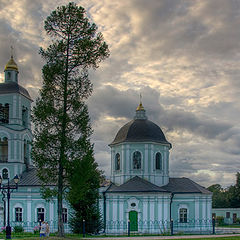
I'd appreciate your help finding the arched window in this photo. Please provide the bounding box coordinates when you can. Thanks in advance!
[37,208,45,222]
[0,104,9,124]
[24,140,29,165]
[115,153,120,171]
[7,72,11,80]
[2,168,8,179]
[15,207,23,222]
[179,208,187,223]
[0,137,8,163]
[133,151,141,169]
[155,152,162,170]
[62,208,68,223]
[22,107,28,128]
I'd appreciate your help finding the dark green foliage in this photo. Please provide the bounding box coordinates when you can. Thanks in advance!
[207,172,240,208]
[67,146,103,233]
[69,206,102,234]
[207,184,229,208]
[13,225,24,233]
[32,2,109,236]
[216,216,224,226]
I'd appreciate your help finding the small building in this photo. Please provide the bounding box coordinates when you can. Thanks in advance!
[0,55,70,232]
[212,208,240,224]
[99,102,212,234]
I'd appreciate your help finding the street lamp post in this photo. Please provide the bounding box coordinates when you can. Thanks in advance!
[2,192,6,227]
[0,175,19,239]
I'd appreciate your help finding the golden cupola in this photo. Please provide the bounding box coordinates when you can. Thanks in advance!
[4,56,18,72]
[136,102,145,111]
[135,96,147,120]
[4,54,19,83]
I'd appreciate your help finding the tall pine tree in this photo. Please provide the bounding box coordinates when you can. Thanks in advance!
[32,2,109,236]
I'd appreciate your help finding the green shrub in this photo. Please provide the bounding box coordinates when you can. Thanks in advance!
[236,218,240,224]
[13,225,24,233]
[216,216,224,226]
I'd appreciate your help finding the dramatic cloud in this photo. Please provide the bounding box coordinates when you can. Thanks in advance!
[1,0,240,188]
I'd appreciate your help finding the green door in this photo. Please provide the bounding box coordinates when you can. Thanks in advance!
[129,211,138,231]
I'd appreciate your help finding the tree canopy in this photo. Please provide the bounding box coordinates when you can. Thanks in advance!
[32,2,109,236]
[207,172,240,208]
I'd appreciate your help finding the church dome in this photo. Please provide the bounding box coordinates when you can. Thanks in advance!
[5,56,18,71]
[110,102,171,147]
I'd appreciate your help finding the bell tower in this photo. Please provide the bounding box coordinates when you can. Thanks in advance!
[0,52,33,181]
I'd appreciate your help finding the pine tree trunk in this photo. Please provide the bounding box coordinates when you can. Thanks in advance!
[57,33,70,237]
[58,163,64,236]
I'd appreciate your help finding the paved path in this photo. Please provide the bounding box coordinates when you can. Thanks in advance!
[85,233,240,240]
[216,228,240,234]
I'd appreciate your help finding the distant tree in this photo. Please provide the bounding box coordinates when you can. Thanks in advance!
[32,2,109,236]
[207,184,222,193]
[208,172,240,208]
[207,184,229,208]
[227,172,240,208]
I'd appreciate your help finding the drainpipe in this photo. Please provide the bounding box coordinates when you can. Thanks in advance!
[170,193,174,220]
[170,193,174,235]
[103,192,106,233]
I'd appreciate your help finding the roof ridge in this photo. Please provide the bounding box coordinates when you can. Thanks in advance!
[187,178,210,192]
[106,176,169,193]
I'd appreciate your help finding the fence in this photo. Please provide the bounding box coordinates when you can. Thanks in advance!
[2,218,240,236]
[101,219,214,235]
[215,217,240,234]
[0,220,71,233]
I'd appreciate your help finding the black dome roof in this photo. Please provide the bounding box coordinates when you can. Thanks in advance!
[0,82,32,101]
[110,118,171,147]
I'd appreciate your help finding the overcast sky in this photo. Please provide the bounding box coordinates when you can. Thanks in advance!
[1,0,240,188]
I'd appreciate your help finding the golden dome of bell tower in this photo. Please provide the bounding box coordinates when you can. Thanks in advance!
[5,56,18,72]
[4,48,19,83]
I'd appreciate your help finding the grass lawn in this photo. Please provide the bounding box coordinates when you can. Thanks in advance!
[217,226,240,228]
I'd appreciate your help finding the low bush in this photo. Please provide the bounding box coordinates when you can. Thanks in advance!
[216,216,224,226]
[13,225,24,233]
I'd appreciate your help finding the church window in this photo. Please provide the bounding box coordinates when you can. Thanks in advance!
[115,153,120,171]
[226,212,230,218]
[0,104,9,124]
[133,151,141,169]
[24,140,29,165]
[179,208,187,223]
[155,152,162,170]
[131,203,136,207]
[37,208,45,222]
[0,137,8,163]
[22,107,28,128]
[7,72,11,80]
[62,208,68,223]
[2,168,8,179]
[15,207,23,222]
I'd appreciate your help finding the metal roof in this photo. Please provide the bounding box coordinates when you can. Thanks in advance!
[10,168,54,187]
[162,177,212,194]
[0,82,32,101]
[105,176,211,194]
[110,119,171,147]
[106,176,169,193]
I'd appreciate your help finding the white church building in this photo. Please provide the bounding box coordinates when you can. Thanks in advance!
[0,53,212,235]
[99,102,212,234]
